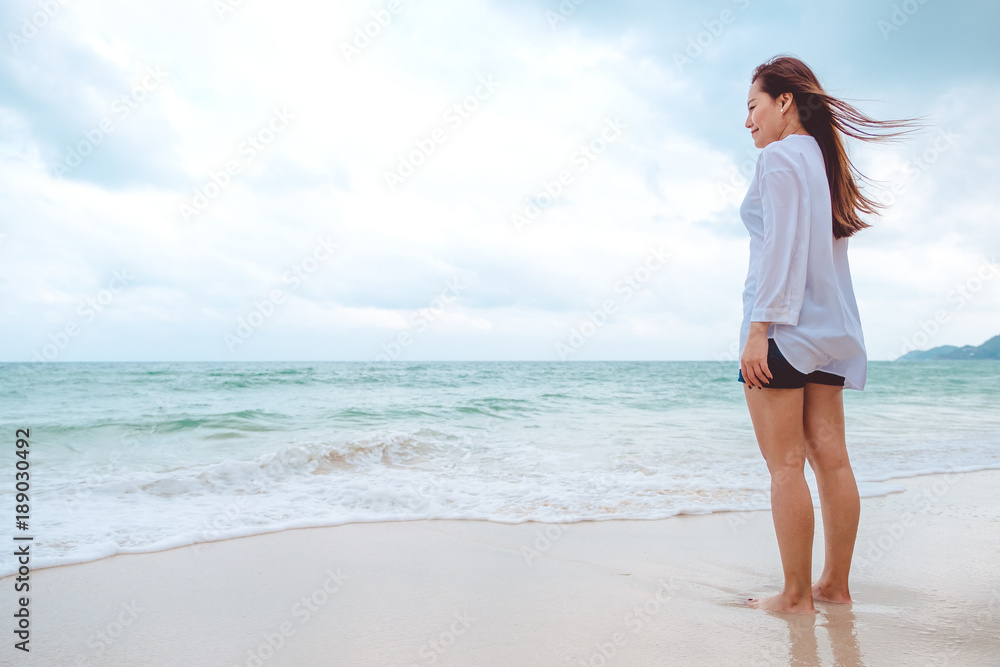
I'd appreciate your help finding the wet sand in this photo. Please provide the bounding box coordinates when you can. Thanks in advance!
[3,469,999,666]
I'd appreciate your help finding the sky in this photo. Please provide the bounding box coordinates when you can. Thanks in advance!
[1,0,998,363]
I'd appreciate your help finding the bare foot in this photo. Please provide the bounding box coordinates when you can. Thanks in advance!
[746,592,818,614]
[811,582,852,604]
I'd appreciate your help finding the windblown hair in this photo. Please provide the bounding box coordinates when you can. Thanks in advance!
[752,55,922,239]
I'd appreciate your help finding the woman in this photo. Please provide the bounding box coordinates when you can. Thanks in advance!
[737,55,918,614]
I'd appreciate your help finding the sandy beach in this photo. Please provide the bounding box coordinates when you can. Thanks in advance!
[4,468,999,666]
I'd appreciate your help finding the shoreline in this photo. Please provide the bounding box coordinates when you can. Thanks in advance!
[4,468,999,665]
[12,464,1000,580]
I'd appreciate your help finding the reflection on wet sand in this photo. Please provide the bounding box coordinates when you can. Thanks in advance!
[785,612,820,666]
[823,605,864,667]
[780,604,864,667]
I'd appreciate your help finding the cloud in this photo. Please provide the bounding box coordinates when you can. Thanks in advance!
[0,0,997,361]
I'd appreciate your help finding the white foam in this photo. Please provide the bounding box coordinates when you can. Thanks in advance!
[5,430,997,577]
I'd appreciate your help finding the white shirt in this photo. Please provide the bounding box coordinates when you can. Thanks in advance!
[739,133,868,391]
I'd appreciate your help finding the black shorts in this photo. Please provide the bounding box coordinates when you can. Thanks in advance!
[738,338,845,389]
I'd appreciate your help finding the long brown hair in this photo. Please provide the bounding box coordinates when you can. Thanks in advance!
[751,56,923,239]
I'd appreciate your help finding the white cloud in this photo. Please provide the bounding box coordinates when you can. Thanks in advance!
[1,0,997,361]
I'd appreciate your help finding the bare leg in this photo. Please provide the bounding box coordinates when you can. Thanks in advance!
[743,384,818,614]
[803,382,859,603]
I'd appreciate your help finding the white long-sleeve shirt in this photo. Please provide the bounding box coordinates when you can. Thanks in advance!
[739,133,868,391]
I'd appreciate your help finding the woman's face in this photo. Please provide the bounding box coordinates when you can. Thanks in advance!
[745,79,786,149]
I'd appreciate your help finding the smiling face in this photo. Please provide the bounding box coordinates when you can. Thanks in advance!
[745,79,793,149]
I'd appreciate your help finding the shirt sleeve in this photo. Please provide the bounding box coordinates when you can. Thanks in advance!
[751,161,810,326]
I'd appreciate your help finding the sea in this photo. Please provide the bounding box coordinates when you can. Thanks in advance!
[1,360,998,577]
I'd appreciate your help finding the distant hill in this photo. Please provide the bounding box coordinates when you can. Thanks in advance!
[895,334,1000,360]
